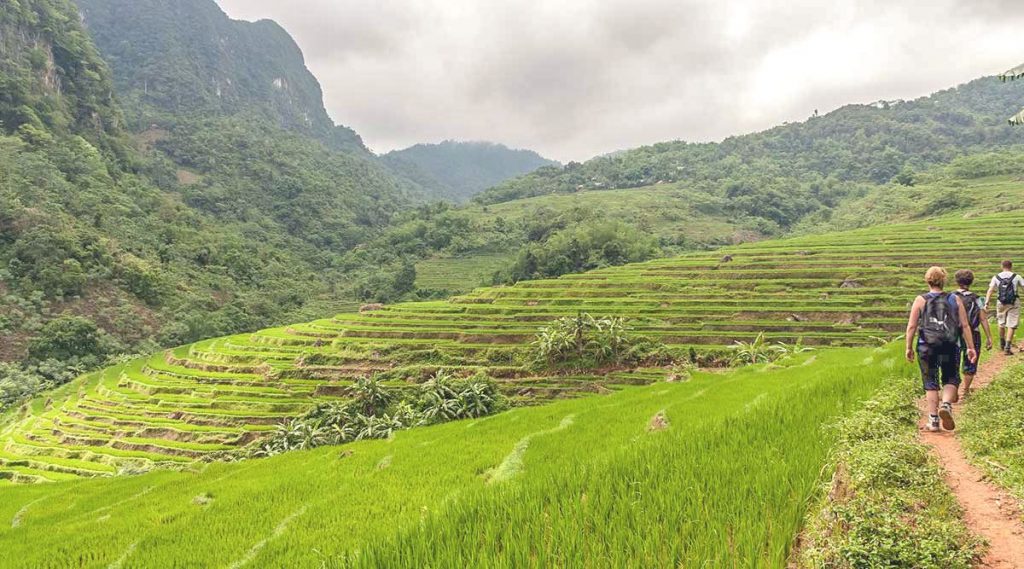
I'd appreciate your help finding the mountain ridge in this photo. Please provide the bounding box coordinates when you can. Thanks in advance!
[478,76,1024,206]
[383,140,558,202]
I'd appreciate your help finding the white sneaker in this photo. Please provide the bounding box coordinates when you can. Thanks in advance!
[938,403,955,431]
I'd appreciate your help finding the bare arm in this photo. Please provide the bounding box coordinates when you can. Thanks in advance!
[956,296,978,362]
[980,307,994,349]
[985,283,996,308]
[905,296,924,361]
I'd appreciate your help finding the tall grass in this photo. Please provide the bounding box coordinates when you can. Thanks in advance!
[0,346,911,567]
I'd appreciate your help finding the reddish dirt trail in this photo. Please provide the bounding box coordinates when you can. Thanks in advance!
[918,351,1024,568]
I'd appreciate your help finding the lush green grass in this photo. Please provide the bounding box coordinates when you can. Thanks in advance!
[960,362,1024,502]
[797,379,980,568]
[0,346,907,567]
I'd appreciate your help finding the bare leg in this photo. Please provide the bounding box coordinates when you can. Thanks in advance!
[1009,327,1018,348]
[926,389,940,417]
[961,373,975,399]
[942,384,957,405]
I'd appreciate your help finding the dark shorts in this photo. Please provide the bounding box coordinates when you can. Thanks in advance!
[918,342,961,391]
[961,330,981,375]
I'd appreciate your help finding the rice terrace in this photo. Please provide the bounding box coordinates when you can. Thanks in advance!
[5,0,1024,567]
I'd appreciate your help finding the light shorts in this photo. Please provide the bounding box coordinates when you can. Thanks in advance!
[997,301,1021,329]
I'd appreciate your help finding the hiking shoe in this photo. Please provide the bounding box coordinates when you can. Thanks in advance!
[939,403,955,431]
[1006,347,1015,356]
[1001,339,1007,350]
[927,415,941,432]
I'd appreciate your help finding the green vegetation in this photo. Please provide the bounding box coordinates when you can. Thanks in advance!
[495,221,660,284]
[798,381,981,567]
[415,254,512,292]
[383,140,558,203]
[0,0,126,160]
[960,363,1024,501]
[360,154,1024,295]
[75,0,366,153]
[532,313,665,368]
[255,371,506,456]
[478,76,1024,209]
[0,0,422,409]
[0,346,902,566]
[5,201,1024,479]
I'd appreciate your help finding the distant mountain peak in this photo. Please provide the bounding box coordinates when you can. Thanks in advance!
[383,140,559,203]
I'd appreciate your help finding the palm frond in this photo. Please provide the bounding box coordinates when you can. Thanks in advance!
[1000,62,1024,82]
[1010,107,1024,126]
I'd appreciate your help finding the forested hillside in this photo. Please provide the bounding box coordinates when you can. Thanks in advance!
[74,0,421,249]
[0,0,414,409]
[479,78,1024,224]
[383,141,558,202]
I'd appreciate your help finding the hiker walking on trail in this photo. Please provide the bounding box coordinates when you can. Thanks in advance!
[953,269,992,399]
[984,260,1024,355]
[905,267,977,432]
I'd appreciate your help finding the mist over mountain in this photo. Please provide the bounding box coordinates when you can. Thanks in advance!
[383,141,558,203]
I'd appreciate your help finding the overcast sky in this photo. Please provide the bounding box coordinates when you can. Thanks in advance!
[217,0,1023,162]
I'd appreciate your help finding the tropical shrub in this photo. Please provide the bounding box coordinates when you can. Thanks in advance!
[254,371,506,457]
[731,333,783,365]
[418,370,505,423]
[532,313,664,369]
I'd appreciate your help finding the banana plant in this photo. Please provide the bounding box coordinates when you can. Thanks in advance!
[348,375,392,416]
[732,333,784,365]
[999,63,1024,125]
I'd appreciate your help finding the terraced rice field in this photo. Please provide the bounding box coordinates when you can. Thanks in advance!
[415,253,512,291]
[2,210,1021,481]
[0,346,912,567]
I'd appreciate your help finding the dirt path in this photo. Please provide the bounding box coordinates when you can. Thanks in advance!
[918,351,1024,568]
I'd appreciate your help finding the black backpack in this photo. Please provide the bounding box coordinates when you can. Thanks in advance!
[954,290,981,331]
[997,273,1019,305]
[920,293,960,347]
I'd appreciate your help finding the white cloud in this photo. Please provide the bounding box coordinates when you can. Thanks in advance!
[216,0,1024,162]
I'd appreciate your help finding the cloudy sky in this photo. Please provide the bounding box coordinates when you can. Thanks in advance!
[217,0,1023,162]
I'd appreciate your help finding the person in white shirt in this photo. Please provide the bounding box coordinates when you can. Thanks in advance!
[984,260,1024,355]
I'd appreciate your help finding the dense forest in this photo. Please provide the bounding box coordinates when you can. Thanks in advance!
[383,141,557,203]
[0,0,416,406]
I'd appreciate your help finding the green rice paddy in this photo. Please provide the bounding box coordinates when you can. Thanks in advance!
[0,346,912,567]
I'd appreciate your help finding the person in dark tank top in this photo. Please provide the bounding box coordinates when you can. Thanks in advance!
[905,266,977,432]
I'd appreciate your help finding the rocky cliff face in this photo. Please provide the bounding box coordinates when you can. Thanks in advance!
[0,0,124,147]
[74,0,366,153]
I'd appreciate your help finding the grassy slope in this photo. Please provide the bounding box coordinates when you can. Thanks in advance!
[415,182,756,291]
[418,173,1024,292]
[0,346,910,567]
